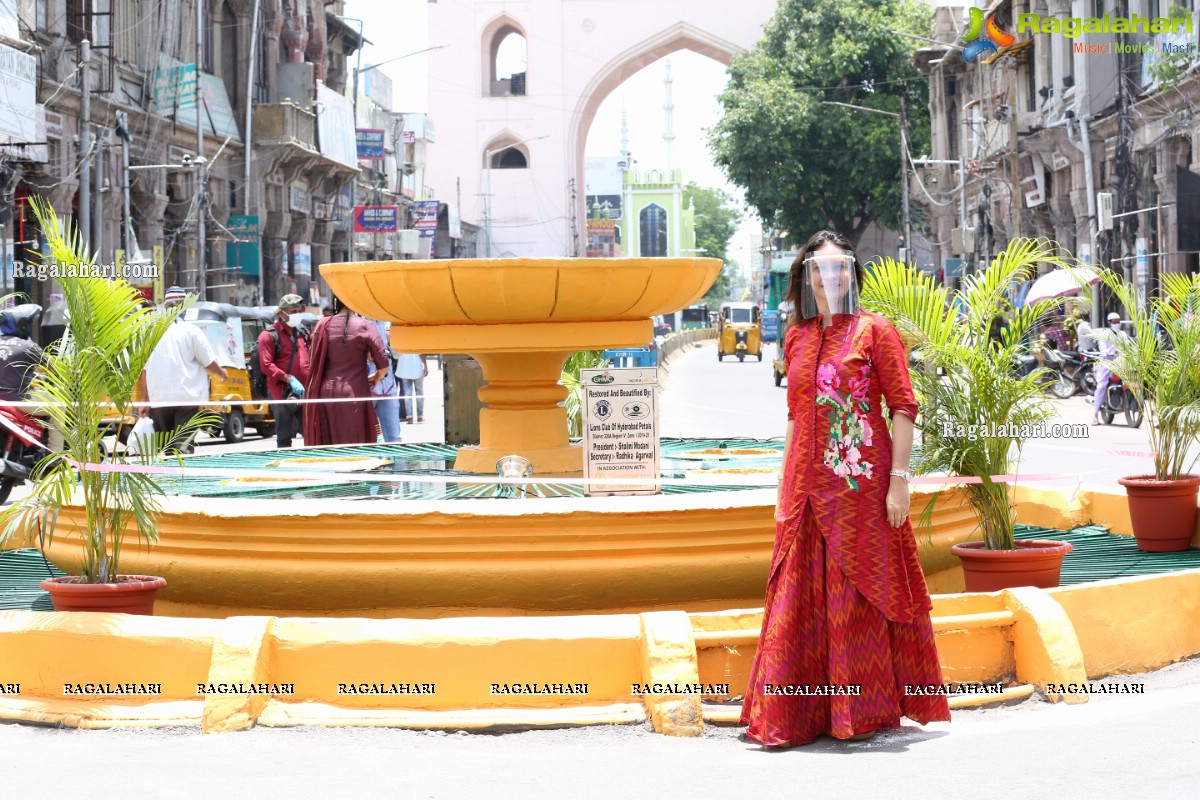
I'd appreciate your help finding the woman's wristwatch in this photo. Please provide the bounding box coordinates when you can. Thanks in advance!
[889,469,911,483]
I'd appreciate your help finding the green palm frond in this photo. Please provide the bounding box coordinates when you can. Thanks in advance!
[0,198,213,582]
[1095,269,1200,480]
[561,350,607,438]
[862,238,1072,549]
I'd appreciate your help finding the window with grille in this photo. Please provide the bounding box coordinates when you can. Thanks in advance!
[639,203,668,257]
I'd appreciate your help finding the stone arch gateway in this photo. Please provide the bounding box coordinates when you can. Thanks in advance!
[424,0,777,257]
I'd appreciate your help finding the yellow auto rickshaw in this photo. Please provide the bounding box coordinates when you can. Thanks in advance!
[105,303,284,443]
[717,301,763,362]
[772,300,794,386]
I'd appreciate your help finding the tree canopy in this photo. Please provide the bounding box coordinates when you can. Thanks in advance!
[708,0,931,245]
[684,182,743,302]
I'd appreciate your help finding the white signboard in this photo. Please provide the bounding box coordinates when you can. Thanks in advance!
[581,366,660,495]
[0,44,37,144]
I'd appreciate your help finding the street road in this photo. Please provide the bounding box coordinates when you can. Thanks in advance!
[661,339,1189,492]
[3,340,1199,797]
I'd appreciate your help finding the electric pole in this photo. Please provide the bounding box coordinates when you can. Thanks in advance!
[79,39,91,254]
[196,0,207,300]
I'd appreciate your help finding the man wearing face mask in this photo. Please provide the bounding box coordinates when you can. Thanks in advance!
[258,293,312,448]
[1092,312,1124,425]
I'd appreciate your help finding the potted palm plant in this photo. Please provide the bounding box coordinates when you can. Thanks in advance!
[0,199,217,614]
[1097,270,1200,552]
[861,238,1075,592]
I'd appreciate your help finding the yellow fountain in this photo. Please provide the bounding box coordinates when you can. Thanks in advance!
[319,257,721,473]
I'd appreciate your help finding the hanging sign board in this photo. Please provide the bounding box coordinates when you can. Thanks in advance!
[581,367,659,496]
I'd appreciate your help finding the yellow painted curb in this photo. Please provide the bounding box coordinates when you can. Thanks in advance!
[257,701,645,729]
[947,684,1035,709]
[1048,569,1200,678]
[202,616,276,733]
[1001,587,1088,704]
[638,611,704,737]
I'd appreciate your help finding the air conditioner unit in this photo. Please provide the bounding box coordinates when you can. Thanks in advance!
[313,202,331,220]
[1097,192,1114,231]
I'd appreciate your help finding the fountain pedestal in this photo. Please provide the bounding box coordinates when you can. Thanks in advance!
[320,257,721,474]
[393,319,650,473]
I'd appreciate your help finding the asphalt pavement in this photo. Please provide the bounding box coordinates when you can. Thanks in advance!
[3,342,1199,797]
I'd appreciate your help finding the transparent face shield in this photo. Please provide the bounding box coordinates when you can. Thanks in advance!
[799,253,860,319]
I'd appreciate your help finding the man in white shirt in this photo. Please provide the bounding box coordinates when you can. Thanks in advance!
[137,286,228,453]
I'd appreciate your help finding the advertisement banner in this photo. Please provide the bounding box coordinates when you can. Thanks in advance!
[581,367,660,496]
[355,128,386,160]
[316,82,358,168]
[412,200,440,238]
[353,205,400,233]
[226,215,261,278]
[333,184,354,233]
[292,243,312,278]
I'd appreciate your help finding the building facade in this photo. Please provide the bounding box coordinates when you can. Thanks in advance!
[0,0,367,312]
[917,0,1200,314]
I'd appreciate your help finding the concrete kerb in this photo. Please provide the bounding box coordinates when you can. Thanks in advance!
[656,329,717,383]
[4,486,1200,734]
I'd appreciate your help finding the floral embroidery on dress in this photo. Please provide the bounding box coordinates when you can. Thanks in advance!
[816,361,874,491]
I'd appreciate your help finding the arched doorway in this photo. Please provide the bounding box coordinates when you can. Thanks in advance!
[424,0,776,257]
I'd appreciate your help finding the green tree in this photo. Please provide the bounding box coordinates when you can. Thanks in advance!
[684,182,743,302]
[708,0,931,245]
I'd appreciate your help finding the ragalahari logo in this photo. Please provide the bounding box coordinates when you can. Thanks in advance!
[962,6,1017,62]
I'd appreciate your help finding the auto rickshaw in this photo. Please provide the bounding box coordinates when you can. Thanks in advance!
[772,300,794,386]
[717,301,762,362]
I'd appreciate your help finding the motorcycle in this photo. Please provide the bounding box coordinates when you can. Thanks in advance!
[1097,371,1143,427]
[0,404,51,505]
[1011,348,1067,394]
[1047,349,1095,399]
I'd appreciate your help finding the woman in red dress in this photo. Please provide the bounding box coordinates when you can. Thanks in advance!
[303,295,392,446]
[740,230,950,747]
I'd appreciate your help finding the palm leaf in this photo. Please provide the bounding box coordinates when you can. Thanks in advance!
[0,198,216,582]
[862,238,1072,549]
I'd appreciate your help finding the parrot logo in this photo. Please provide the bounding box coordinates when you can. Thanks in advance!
[962,6,1017,62]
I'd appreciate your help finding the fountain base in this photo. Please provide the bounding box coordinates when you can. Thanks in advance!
[453,443,584,475]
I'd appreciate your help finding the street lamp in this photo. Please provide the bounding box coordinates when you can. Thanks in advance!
[821,99,911,262]
[352,44,449,123]
[483,134,548,257]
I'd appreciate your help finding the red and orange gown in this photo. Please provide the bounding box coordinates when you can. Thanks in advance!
[740,311,950,746]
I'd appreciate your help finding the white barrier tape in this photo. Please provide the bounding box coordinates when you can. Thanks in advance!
[1,393,435,411]
[0,411,1113,491]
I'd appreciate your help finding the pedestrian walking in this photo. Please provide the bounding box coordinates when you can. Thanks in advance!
[1092,312,1123,425]
[739,230,950,748]
[396,351,428,423]
[302,294,391,446]
[138,286,229,454]
[257,293,312,448]
[367,317,402,443]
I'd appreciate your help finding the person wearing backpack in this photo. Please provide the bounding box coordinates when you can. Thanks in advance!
[257,293,311,448]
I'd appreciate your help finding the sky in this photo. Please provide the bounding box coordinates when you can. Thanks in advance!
[349,0,760,276]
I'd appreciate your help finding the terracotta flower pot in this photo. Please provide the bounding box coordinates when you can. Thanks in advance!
[950,540,1073,592]
[40,575,167,615]
[1117,474,1200,552]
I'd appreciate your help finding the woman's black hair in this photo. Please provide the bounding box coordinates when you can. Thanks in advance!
[330,293,351,347]
[784,230,865,321]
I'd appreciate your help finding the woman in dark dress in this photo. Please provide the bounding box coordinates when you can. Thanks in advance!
[303,295,391,446]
